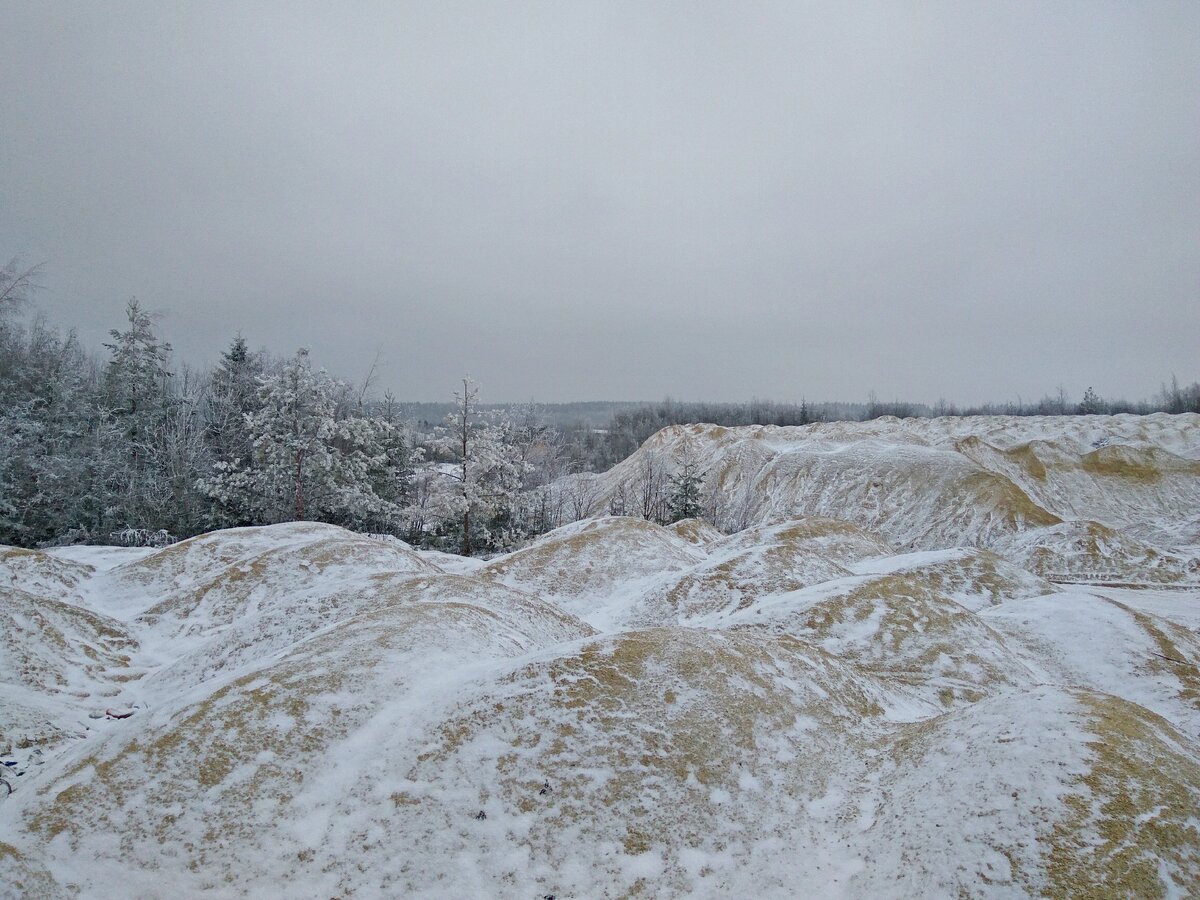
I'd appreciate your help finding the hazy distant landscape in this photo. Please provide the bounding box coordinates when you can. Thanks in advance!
[2,270,1198,558]
[3,3,1199,898]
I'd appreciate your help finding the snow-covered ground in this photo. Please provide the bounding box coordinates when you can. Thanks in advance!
[3,415,1200,897]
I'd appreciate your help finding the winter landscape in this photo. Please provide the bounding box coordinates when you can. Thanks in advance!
[3,413,1200,897]
[4,3,1200,898]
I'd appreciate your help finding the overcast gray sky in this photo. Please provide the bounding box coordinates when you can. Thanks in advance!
[2,2,1197,404]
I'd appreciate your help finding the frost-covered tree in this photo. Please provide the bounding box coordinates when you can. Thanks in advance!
[363,390,419,528]
[202,336,266,525]
[103,299,173,456]
[200,348,415,532]
[607,479,630,517]
[323,411,417,534]
[430,377,528,556]
[634,450,669,524]
[202,348,336,522]
[668,465,704,523]
[152,365,213,538]
[0,309,122,545]
[0,396,43,542]
[0,257,42,312]
[206,337,263,462]
[1078,386,1104,415]
[503,400,578,538]
[667,437,705,523]
[100,299,195,536]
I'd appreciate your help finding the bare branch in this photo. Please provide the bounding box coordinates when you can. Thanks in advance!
[0,258,46,309]
[357,345,383,407]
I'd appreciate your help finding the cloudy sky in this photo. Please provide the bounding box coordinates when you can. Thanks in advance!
[2,2,1197,404]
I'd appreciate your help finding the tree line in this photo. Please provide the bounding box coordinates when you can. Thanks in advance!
[2,258,1197,552]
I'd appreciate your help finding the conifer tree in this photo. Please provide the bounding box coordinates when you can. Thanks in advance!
[102,299,179,533]
[667,458,705,522]
[431,377,528,555]
[202,336,266,525]
[1078,386,1104,415]
[199,347,415,532]
[103,299,172,457]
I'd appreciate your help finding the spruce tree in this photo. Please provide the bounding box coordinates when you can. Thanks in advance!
[1078,386,1103,415]
[667,434,706,523]
[667,460,705,522]
[430,378,528,555]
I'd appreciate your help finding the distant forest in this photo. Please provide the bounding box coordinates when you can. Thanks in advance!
[2,258,1198,552]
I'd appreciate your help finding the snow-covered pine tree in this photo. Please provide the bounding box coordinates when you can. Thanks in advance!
[430,377,529,556]
[206,336,262,463]
[1078,386,1104,415]
[101,299,181,535]
[103,299,172,459]
[202,336,266,525]
[212,347,337,522]
[366,390,420,529]
[199,347,416,533]
[667,435,705,523]
[0,304,124,545]
[322,412,415,534]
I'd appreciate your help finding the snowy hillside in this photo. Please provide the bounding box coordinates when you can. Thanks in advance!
[567,413,1200,559]
[3,415,1200,898]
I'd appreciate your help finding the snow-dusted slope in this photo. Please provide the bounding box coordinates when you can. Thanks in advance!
[619,519,877,629]
[3,414,1200,898]
[998,519,1199,585]
[15,599,594,897]
[387,628,920,896]
[666,516,724,547]
[0,585,140,759]
[0,547,95,602]
[479,516,704,628]
[570,421,1064,549]
[563,414,1200,559]
[854,686,1200,897]
[982,591,1200,735]
[714,572,1037,709]
[849,547,1054,612]
[955,432,1200,546]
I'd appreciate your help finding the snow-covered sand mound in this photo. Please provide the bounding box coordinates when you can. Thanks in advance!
[561,415,1200,554]
[623,519,878,629]
[15,625,912,897]
[0,586,139,756]
[14,594,594,897]
[855,686,1200,897]
[1,589,136,700]
[390,628,919,897]
[850,546,1055,611]
[103,522,351,602]
[0,547,94,603]
[143,571,590,701]
[666,516,724,547]
[0,841,58,898]
[479,516,703,627]
[983,592,1200,735]
[716,572,1035,709]
[999,520,1200,586]
[713,517,895,567]
[110,524,440,690]
[116,522,436,622]
[956,431,1200,546]
[2,414,1199,897]
[575,422,1063,549]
